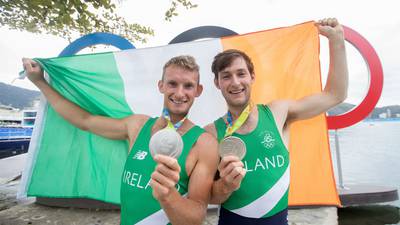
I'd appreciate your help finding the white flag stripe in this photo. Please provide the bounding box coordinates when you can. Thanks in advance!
[114,39,226,126]
[17,76,50,199]
[231,165,290,218]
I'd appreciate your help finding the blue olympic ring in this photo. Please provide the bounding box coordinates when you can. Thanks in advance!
[59,32,135,57]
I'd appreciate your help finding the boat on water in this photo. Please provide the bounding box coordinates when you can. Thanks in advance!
[0,105,36,159]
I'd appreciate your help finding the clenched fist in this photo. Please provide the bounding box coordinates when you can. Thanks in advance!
[150,154,181,202]
[316,18,344,42]
[22,58,45,84]
[218,155,246,194]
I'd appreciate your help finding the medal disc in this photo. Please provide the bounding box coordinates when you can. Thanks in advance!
[218,136,246,160]
[149,129,183,158]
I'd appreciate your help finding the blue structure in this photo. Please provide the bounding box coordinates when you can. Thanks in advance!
[0,127,32,159]
[58,32,135,57]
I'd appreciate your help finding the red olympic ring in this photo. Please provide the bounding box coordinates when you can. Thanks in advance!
[327,25,384,129]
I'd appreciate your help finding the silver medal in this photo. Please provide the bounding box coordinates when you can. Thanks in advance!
[149,129,183,159]
[219,136,246,160]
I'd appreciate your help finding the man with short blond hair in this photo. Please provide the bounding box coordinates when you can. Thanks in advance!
[23,55,219,225]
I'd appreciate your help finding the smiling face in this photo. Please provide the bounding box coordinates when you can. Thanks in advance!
[158,64,203,118]
[214,56,255,110]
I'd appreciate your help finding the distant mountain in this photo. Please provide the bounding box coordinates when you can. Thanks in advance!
[328,102,400,119]
[1,82,399,119]
[369,105,400,118]
[0,82,40,109]
[328,102,355,116]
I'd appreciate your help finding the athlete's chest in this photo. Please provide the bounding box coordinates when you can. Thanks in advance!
[233,110,259,135]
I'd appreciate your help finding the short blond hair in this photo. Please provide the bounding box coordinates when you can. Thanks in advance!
[162,55,200,81]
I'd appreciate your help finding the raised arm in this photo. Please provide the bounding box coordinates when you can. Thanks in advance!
[22,58,136,140]
[150,132,219,225]
[286,18,349,124]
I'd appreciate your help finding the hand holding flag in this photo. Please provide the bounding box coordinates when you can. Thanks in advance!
[316,18,345,42]
[22,58,45,83]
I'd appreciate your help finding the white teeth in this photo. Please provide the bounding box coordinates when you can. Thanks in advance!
[230,89,244,94]
[170,98,187,104]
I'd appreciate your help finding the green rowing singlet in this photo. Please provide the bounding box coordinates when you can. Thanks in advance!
[120,117,204,225]
[214,104,290,218]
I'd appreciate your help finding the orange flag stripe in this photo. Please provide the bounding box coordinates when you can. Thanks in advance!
[221,21,340,206]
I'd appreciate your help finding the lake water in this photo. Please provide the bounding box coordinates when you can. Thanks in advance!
[329,120,400,208]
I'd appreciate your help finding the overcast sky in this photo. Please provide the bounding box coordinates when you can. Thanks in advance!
[1,0,399,107]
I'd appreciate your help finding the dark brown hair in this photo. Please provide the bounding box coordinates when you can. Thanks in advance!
[211,49,254,79]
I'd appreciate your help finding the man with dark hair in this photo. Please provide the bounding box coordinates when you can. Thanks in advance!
[205,18,348,225]
[211,49,255,78]
[23,55,219,225]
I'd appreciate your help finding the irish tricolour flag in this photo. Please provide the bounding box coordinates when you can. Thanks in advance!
[19,21,340,206]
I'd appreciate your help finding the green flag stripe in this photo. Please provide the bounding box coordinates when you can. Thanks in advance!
[28,52,132,204]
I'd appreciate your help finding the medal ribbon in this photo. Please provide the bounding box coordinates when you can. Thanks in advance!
[224,103,253,137]
[162,108,186,130]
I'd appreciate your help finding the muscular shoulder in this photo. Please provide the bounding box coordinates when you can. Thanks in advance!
[267,100,291,112]
[204,123,217,138]
[198,131,218,147]
[266,100,291,128]
[186,129,219,177]
[125,114,150,129]
[193,132,219,159]
[124,114,150,146]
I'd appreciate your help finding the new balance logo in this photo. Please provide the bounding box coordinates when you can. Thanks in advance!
[133,150,148,160]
